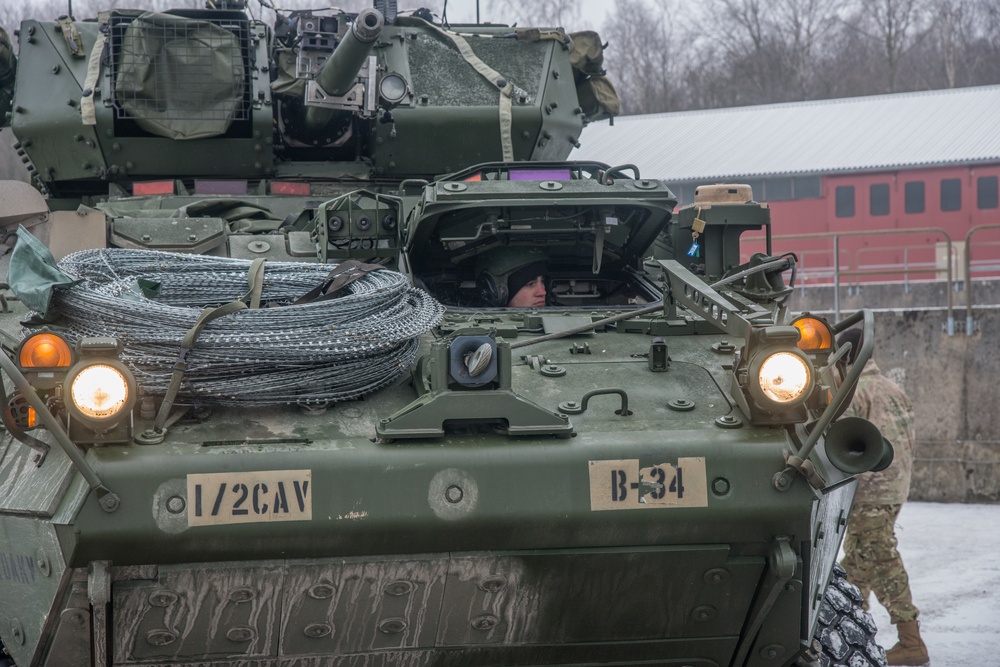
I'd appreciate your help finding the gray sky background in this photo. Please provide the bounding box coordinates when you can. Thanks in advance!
[440,0,611,30]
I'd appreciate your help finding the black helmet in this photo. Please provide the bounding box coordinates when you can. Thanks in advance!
[476,247,548,307]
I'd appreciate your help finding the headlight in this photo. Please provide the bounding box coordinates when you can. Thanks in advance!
[748,348,814,411]
[378,72,408,105]
[65,359,136,427]
[759,352,810,402]
[70,364,130,419]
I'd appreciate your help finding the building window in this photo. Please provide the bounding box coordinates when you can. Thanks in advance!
[793,176,821,199]
[764,178,792,201]
[904,181,925,213]
[835,186,855,217]
[978,176,999,210]
[941,178,962,212]
[870,183,890,216]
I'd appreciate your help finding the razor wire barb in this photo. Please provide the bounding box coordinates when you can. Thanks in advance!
[53,249,445,407]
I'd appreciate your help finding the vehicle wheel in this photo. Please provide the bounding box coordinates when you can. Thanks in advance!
[811,563,888,667]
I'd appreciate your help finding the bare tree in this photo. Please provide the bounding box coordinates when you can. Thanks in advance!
[705,0,773,101]
[939,0,972,87]
[816,13,875,98]
[846,0,933,93]
[772,0,841,99]
[1,0,73,30]
[905,0,979,89]
[601,0,689,114]
[491,0,582,29]
[964,0,1000,86]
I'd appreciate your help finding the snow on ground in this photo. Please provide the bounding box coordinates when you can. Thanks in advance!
[849,502,1000,666]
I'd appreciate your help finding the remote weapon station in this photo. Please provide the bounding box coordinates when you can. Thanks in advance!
[0,2,890,666]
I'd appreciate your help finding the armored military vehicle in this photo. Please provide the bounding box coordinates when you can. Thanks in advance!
[0,2,891,666]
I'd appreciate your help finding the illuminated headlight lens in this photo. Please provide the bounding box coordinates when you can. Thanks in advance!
[70,364,131,420]
[756,351,812,405]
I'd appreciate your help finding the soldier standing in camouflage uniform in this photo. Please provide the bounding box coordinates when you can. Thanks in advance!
[837,328,929,667]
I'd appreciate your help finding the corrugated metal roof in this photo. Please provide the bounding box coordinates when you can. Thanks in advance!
[570,85,1000,182]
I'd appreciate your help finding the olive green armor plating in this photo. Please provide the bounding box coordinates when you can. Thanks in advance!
[0,4,888,667]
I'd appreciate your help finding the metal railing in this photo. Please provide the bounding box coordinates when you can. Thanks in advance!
[965,224,1000,334]
[744,227,957,332]
[854,244,941,292]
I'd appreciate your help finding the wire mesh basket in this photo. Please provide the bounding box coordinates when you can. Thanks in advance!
[109,11,252,137]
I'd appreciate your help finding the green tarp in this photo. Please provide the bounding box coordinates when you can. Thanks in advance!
[7,226,80,322]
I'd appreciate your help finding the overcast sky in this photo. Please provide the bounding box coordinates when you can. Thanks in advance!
[440,0,610,30]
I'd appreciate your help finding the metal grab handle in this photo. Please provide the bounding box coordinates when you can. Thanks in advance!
[560,388,632,416]
[603,164,640,184]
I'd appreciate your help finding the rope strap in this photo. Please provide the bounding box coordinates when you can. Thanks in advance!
[293,259,383,304]
[412,19,515,161]
[243,257,265,309]
[81,18,107,125]
[153,300,247,431]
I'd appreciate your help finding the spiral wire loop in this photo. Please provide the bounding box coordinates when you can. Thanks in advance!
[52,249,444,406]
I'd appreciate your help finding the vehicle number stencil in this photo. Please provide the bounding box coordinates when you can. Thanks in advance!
[588,458,708,511]
[187,469,312,526]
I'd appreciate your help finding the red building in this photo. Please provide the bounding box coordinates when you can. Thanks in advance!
[574,86,1000,285]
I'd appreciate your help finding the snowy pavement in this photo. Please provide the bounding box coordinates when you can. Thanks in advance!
[852,502,1000,666]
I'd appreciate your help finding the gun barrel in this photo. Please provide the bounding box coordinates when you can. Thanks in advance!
[317,8,383,97]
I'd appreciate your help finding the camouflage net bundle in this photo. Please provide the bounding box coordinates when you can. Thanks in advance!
[53,249,445,406]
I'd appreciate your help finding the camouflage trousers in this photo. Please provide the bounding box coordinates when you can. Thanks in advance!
[841,503,919,624]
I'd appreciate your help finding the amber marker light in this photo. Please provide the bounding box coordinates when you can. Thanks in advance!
[18,332,73,369]
[792,316,833,351]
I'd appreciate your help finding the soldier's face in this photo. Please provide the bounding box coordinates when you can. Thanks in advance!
[508,275,546,307]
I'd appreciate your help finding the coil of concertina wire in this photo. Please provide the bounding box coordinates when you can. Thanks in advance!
[53,249,445,406]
